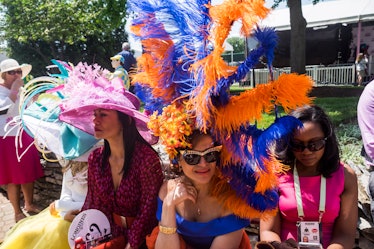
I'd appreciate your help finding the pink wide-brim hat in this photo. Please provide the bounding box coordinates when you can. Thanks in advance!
[58,62,158,145]
[0,58,32,83]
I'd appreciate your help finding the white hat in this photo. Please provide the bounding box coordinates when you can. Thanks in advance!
[0,59,32,83]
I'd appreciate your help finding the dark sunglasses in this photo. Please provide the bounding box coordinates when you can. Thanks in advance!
[182,145,222,165]
[291,138,327,152]
[7,70,22,75]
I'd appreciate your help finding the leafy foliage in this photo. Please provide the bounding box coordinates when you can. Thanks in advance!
[0,0,129,75]
[226,37,246,53]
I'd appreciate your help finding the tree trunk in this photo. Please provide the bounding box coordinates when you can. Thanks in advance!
[288,0,307,74]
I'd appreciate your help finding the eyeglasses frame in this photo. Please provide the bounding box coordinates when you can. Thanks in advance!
[290,137,328,152]
[182,145,222,165]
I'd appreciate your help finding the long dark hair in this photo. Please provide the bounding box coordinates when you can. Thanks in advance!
[279,105,340,177]
[101,111,160,176]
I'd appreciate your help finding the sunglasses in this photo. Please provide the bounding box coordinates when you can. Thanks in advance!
[7,70,22,75]
[182,145,222,165]
[290,138,327,152]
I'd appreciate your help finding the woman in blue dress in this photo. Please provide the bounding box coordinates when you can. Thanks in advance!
[147,130,251,249]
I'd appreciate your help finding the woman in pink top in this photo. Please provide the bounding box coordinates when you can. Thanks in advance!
[260,105,358,249]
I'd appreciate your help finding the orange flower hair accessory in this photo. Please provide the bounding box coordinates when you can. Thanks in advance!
[148,101,196,160]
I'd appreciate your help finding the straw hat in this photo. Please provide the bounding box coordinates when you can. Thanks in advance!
[110,54,124,63]
[0,58,32,83]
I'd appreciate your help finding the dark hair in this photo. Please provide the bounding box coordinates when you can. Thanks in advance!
[279,105,340,177]
[178,129,220,153]
[101,111,160,176]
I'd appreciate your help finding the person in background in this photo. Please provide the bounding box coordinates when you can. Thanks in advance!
[356,53,369,86]
[0,160,88,249]
[0,58,43,223]
[147,130,251,249]
[108,54,130,90]
[260,105,358,249]
[118,42,137,74]
[58,63,164,249]
[357,79,374,222]
[118,42,137,93]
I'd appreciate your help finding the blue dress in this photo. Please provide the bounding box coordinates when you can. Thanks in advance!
[156,198,250,249]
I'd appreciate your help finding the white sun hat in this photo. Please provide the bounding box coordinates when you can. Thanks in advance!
[0,58,32,83]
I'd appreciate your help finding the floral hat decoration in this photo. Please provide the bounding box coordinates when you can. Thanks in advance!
[6,60,157,164]
[127,0,314,219]
[4,60,100,162]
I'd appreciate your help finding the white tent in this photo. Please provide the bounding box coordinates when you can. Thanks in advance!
[260,0,374,57]
[260,0,374,30]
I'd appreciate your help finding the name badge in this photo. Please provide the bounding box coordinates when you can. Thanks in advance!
[297,221,323,249]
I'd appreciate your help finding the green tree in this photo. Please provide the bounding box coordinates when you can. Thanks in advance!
[272,0,320,74]
[227,37,245,53]
[0,0,129,75]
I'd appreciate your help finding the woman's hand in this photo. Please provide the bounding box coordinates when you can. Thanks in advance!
[8,78,23,102]
[10,78,23,92]
[164,179,198,206]
[49,201,58,216]
[64,209,80,222]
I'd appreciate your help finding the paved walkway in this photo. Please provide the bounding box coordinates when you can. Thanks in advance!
[0,190,15,242]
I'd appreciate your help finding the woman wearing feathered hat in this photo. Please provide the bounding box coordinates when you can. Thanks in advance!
[126,0,314,248]
[58,62,164,249]
[0,58,43,223]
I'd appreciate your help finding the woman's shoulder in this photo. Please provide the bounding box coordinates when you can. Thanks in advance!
[88,147,104,165]
[342,163,358,186]
[158,181,167,200]
[134,141,161,165]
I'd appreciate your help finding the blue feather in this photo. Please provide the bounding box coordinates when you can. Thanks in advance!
[214,28,278,106]
[127,0,211,102]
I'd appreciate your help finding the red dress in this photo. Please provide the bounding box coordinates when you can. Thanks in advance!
[82,142,164,248]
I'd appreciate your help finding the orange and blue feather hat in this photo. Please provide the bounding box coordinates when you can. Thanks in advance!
[127,0,314,219]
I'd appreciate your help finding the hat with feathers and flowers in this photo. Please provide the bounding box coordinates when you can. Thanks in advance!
[127,0,314,219]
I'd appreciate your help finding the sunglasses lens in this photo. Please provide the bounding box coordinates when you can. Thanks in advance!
[291,143,305,152]
[183,154,201,165]
[204,151,219,163]
[7,70,22,75]
[309,140,325,151]
[291,139,326,152]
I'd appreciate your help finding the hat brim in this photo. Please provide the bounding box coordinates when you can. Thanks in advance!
[59,103,158,145]
[0,64,32,83]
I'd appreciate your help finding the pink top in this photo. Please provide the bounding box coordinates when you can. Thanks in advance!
[278,163,344,248]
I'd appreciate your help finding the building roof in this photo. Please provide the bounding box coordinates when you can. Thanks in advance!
[260,0,374,31]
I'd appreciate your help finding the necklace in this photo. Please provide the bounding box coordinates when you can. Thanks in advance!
[197,207,201,216]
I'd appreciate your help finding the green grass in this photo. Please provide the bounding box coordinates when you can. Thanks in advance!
[256,97,360,128]
[313,97,360,124]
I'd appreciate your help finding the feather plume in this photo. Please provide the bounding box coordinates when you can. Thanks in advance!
[127,0,314,218]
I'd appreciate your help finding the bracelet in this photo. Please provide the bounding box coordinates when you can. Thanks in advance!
[10,90,18,95]
[159,225,177,235]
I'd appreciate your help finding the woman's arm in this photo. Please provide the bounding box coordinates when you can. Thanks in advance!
[127,159,164,248]
[155,181,182,249]
[155,180,197,249]
[259,211,282,242]
[327,165,358,249]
